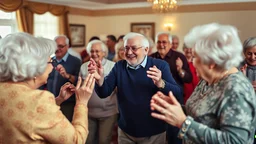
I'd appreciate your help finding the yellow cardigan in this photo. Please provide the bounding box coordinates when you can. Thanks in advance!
[0,82,88,144]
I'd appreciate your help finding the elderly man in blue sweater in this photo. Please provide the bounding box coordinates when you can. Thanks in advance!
[88,32,182,144]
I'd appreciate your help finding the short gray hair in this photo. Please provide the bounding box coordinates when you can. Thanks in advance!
[0,32,56,82]
[243,37,256,53]
[86,40,108,58]
[123,32,149,48]
[54,35,69,45]
[184,23,243,70]
[172,35,179,41]
[155,32,172,43]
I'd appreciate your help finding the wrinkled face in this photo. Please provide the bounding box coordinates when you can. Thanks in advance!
[124,37,148,66]
[38,57,54,86]
[156,34,172,56]
[244,46,256,66]
[90,43,105,62]
[183,47,193,58]
[55,37,68,60]
[118,47,125,60]
[193,52,211,80]
[172,38,179,50]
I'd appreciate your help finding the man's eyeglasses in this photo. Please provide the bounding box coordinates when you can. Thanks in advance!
[124,46,143,52]
[48,59,58,68]
[57,44,67,49]
[157,41,168,45]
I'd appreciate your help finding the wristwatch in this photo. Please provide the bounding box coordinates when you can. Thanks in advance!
[160,79,166,89]
[179,70,185,77]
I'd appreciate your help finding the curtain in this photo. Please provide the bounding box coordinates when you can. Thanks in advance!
[0,0,23,12]
[16,6,34,34]
[16,1,70,37]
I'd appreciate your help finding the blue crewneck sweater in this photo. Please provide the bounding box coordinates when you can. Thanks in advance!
[95,57,181,137]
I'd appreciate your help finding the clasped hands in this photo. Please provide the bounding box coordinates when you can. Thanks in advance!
[56,74,95,106]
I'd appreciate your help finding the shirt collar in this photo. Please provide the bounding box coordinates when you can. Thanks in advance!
[54,52,69,63]
[155,49,172,59]
[127,56,147,70]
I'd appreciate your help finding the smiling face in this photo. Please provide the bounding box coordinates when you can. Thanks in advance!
[124,36,148,66]
[172,37,179,50]
[183,47,193,59]
[90,43,105,62]
[244,46,256,66]
[156,34,172,57]
[55,37,68,60]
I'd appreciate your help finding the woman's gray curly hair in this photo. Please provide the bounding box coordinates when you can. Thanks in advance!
[0,32,57,82]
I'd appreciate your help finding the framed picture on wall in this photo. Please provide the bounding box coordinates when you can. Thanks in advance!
[131,22,155,40]
[69,24,85,47]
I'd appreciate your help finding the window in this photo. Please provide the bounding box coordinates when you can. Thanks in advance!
[0,10,18,38]
[34,12,59,39]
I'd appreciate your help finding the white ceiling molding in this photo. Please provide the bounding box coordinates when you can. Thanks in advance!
[28,0,256,10]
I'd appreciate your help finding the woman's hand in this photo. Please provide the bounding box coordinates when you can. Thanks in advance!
[88,58,103,80]
[240,64,247,75]
[150,91,187,128]
[75,74,95,106]
[56,82,76,105]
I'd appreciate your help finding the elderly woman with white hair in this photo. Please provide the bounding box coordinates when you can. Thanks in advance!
[0,32,95,143]
[80,40,118,144]
[150,23,256,144]
[240,37,256,91]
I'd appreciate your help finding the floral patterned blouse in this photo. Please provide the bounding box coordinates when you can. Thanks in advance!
[0,82,88,144]
[181,72,256,144]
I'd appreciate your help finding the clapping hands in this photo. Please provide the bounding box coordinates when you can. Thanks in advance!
[147,65,163,88]
[150,91,186,128]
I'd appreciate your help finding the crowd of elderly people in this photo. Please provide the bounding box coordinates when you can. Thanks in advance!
[0,23,255,144]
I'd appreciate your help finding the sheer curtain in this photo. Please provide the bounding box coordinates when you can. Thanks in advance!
[0,10,17,38]
[34,12,59,39]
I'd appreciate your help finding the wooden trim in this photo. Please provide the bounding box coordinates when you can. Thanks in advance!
[69,7,93,16]
[69,2,256,16]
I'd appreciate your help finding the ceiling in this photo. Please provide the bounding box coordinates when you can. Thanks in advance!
[28,0,256,10]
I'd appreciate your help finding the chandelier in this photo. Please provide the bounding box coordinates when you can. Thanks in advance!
[147,0,179,13]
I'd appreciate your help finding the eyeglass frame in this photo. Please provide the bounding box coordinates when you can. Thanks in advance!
[124,46,144,52]
[57,44,67,49]
[156,40,169,45]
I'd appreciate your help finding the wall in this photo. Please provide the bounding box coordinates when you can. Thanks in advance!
[69,10,256,53]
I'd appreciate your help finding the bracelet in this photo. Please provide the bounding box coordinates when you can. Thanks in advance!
[159,79,166,89]
[178,116,193,139]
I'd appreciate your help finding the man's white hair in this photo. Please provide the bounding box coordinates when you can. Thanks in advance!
[155,32,172,43]
[86,40,108,58]
[123,32,149,48]
[184,23,243,70]
[54,35,69,45]
[0,32,56,82]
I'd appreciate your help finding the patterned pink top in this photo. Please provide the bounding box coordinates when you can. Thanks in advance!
[0,82,88,144]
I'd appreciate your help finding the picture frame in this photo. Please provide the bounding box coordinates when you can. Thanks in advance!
[69,24,85,47]
[130,22,155,41]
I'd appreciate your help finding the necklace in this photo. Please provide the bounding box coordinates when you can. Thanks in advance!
[200,70,229,98]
